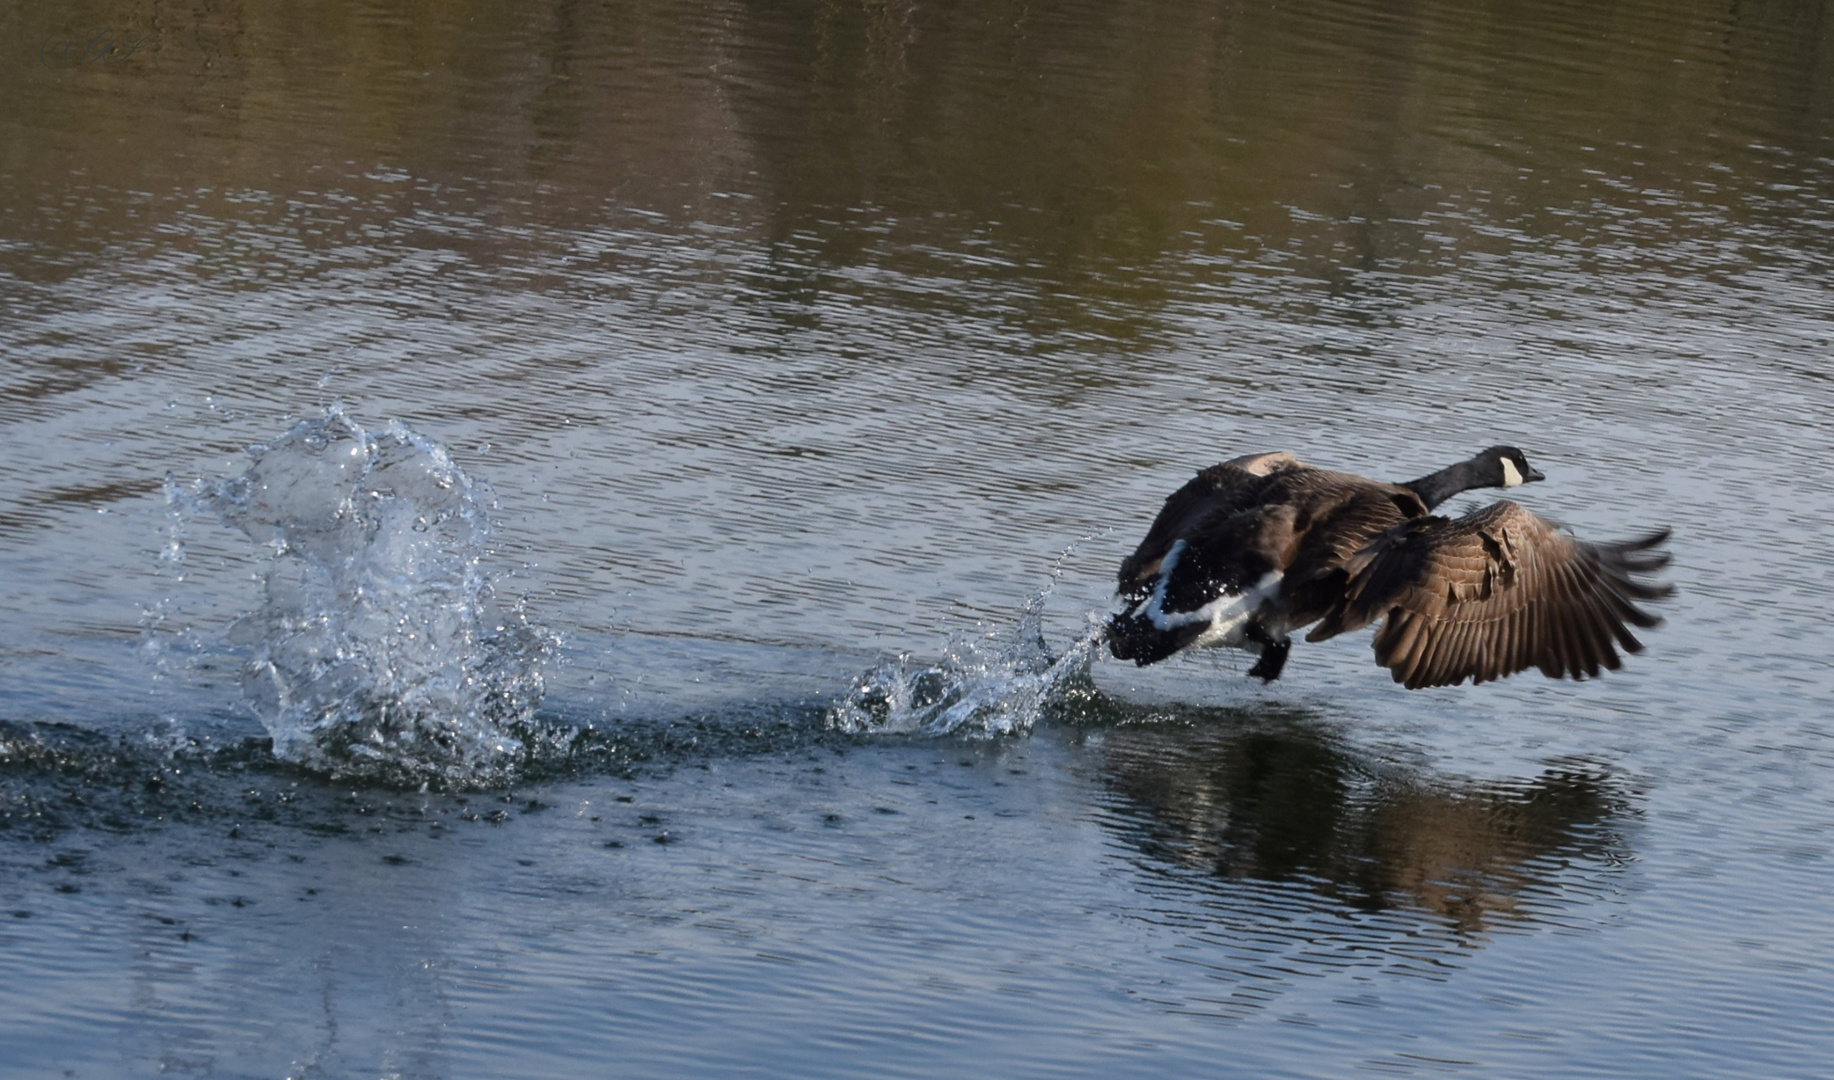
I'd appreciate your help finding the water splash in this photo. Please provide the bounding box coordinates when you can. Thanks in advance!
[828,563,1104,738]
[164,407,551,787]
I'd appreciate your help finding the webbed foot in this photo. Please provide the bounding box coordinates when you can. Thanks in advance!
[1244,622,1291,683]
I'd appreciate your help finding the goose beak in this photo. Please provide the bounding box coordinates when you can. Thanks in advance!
[1525,466,1546,482]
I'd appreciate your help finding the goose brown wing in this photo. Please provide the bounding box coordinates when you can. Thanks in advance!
[1116,454,1303,592]
[1276,477,1428,623]
[1308,502,1672,689]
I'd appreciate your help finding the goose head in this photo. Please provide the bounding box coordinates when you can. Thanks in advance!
[1478,446,1546,489]
[1404,446,1548,508]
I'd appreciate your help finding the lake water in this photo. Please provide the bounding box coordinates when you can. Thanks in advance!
[3,0,1833,1076]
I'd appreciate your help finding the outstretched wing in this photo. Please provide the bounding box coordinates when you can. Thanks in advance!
[1116,452,1304,592]
[1308,502,1672,689]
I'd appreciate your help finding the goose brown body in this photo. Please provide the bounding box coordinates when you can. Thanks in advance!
[1106,448,1672,689]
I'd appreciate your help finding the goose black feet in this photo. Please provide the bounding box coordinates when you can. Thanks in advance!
[1245,623,1290,683]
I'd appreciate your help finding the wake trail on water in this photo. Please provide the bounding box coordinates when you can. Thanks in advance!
[154,407,553,787]
[133,405,1110,794]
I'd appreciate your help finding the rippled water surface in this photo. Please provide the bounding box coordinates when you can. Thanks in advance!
[3,0,1833,1076]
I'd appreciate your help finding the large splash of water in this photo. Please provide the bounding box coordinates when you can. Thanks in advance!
[827,580,1104,738]
[163,408,551,786]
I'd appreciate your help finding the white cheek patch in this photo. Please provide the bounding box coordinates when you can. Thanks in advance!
[1501,458,1524,488]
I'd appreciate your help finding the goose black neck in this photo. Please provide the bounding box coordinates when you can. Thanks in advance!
[1402,459,1489,510]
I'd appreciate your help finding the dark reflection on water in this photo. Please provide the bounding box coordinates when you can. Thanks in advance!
[0,708,1644,1075]
[1087,711,1630,934]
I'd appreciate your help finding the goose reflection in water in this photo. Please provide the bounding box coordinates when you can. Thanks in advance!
[1084,709,1634,935]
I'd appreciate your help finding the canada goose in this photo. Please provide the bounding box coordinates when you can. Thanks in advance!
[1106,447,1672,689]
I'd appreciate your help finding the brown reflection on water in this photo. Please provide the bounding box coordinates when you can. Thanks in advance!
[1090,713,1632,932]
[4,0,1829,280]
[1,0,1828,394]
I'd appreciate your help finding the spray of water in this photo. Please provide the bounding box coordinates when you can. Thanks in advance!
[162,407,551,786]
[828,549,1106,737]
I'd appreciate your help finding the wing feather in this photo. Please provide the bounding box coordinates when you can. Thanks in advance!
[1116,455,1306,590]
[1315,502,1672,689]
[1385,614,1426,675]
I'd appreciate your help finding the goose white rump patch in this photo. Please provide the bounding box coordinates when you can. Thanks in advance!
[1134,540,1284,650]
